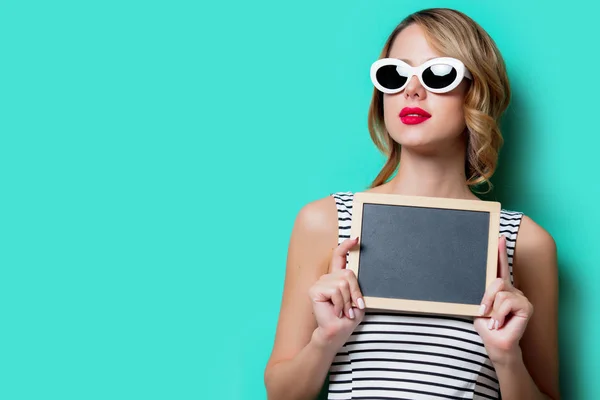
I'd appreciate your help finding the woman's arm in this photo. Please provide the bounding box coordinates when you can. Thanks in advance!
[263,196,339,400]
[491,215,560,399]
[505,215,560,399]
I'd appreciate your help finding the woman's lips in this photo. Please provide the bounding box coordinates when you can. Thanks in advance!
[399,107,431,125]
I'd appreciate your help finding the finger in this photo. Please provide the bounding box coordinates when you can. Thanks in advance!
[352,306,366,324]
[310,281,346,317]
[342,269,365,310]
[336,278,354,319]
[329,287,345,318]
[478,278,506,316]
[491,292,533,330]
[498,235,511,284]
[488,290,511,330]
[330,237,359,272]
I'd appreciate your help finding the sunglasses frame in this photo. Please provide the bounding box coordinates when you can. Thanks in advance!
[370,57,473,94]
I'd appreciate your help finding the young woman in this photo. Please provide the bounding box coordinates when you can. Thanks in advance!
[264,8,559,400]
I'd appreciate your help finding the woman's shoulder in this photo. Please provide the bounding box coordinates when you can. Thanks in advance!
[511,213,557,288]
[298,191,354,216]
[498,208,555,261]
[291,192,350,242]
[515,214,557,255]
[286,192,349,274]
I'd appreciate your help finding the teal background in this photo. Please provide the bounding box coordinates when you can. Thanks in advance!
[1,0,597,399]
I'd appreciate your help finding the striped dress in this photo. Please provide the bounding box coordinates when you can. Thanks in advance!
[327,191,523,400]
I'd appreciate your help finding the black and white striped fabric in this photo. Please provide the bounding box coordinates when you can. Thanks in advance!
[327,191,523,400]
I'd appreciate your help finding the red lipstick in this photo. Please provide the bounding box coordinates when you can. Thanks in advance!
[399,107,432,125]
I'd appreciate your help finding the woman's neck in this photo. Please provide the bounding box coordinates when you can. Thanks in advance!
[377,146,479,201]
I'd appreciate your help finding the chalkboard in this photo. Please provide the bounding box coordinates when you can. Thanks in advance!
[347,192,501,316]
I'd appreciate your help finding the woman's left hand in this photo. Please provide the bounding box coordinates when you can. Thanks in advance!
[474,235,534,365]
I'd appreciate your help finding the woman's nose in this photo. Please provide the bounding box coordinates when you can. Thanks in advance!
[404,75,426,98]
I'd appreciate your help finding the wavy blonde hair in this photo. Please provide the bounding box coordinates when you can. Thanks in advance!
[368,8,510,193]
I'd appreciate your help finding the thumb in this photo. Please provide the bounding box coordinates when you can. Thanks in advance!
[330,237,359,272]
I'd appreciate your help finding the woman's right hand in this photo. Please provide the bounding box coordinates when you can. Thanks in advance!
[308,237,366,351]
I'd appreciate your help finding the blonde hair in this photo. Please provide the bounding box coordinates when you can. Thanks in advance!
[368,8,510,193]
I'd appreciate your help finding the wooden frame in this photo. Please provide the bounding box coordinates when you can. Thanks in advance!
[347,192,501,316]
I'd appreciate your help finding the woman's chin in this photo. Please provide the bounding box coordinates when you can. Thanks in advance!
[394,130,463,154]
[396,135,437,149]
[395,137,450,155]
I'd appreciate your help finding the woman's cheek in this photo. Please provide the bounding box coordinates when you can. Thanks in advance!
[384,109,401,135]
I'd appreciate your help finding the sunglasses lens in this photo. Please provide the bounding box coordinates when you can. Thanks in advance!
[422,63,458,89]
[375,64,409,91]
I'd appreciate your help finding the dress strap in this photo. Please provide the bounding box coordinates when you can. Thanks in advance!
[500,209,524,284]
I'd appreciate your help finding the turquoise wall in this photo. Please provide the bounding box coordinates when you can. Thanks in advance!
[2,0,597,399]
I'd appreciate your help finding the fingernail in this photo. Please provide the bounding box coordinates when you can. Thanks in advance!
[348,308,355,319]
[494,320,499,330]
[339,311,343,318]
[478,304,486,316]
[357,298,365,310]
[488,318,495,330]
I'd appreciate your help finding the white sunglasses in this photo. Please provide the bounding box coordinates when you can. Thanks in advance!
[370,57,472,94]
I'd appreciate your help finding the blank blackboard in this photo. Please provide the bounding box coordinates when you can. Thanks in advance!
[347,192,501,316]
